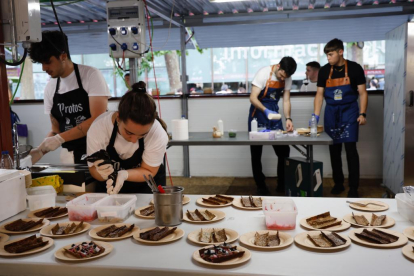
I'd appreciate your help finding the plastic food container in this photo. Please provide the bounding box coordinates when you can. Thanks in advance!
[26,185,57,211]
[229,129,237,138]
[66,193,108,222]
[95,194,137,223]
[396,193,414,223]
[262,198,298,230]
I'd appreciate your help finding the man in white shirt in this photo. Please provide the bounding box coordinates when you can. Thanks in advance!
[300,61,320,92]
[29,31,110,164]
[248,57,297,195]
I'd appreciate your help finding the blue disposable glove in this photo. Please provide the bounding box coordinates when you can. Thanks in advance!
[308,113,320,127]
[259,129,271,132]
[264,109,278,119]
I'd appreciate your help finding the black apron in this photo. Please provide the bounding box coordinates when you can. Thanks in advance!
[50,64,90,164]
[96,120,166,194]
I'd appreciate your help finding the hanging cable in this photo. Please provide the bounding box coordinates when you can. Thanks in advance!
[9,60,25,104]
[0,48,27,66]
[143,0,174,186]
[50,0,63,33]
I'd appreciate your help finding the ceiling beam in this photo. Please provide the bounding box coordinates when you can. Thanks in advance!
[145,1,184,27]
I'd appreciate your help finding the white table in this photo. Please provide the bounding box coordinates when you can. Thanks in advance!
[0,195,412,276]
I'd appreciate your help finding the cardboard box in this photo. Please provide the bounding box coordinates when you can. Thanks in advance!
[284,157,323,197]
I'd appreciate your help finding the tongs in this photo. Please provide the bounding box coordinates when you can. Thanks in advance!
[144,174,165,193]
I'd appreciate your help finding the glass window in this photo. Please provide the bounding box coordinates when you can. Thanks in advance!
[213,47,247,93]
[186,48,212,92]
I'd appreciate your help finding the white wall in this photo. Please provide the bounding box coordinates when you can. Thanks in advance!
[12,94,383,178]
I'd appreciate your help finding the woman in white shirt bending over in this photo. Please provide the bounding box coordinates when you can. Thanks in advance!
[87,83,168,194]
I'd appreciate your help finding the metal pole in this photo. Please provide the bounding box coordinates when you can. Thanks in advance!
[309,145,314,197]
[180,24,190,177]
[129,58,138,85]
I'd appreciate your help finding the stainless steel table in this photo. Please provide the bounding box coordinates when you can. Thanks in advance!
[0,195,412,276]
[168,132,333,196]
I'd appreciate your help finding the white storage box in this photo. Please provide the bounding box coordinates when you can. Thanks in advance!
[66,193,108,222]
[396,193,414,223]
[96,195,137,223]
[262,198,298,230]
[26,185,56,211]
[0,169,26,222]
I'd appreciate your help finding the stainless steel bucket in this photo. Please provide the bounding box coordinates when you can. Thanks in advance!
[153,186,184,226]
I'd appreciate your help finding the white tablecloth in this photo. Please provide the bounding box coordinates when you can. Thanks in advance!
[0,195,412,276]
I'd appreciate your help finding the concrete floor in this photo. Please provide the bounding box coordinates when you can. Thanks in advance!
[167,177,386,198]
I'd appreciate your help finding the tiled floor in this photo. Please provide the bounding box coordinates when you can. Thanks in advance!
[167,177,387,198]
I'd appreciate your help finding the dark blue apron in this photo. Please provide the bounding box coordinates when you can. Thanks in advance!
[324,60,359,144]
[248,65,285,131]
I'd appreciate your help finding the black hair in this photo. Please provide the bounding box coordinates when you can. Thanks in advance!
[324,38,344,54]
[279,56,297,77]
[119,82,167,132]
[306,61,321,70]
[29,31,70,63]
[125,73,130,77]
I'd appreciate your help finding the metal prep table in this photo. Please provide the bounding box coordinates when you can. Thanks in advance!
[168,132,333,196]
[0,194,412,276]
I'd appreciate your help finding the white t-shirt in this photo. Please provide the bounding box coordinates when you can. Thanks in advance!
[300,81,317,92]
[44,64,111,114]
[251,66,292,91]
[87,111,168,168]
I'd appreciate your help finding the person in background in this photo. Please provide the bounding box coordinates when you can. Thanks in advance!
[300,61,320,92]
[87,83,168,194]
[248,56,297,195]
[124,73,131,88]
[313,38,368,198]
[29,31,110,164]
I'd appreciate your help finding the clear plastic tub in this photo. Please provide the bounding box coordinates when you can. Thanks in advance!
[66,193,108,222]
[262,198,298,230]
[26,185,57,211]
[396,193,414,223]
[95,194,137,223]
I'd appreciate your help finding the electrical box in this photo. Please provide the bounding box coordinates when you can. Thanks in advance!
[284,157,323,197]
[107,0,146,58]
[1,0,42,43]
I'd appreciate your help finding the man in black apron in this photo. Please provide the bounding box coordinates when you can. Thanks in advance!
[29,31,109,164]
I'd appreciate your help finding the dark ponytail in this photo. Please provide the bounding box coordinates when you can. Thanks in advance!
[118,82,168,133]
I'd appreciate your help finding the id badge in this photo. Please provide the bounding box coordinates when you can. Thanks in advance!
[334,89,343,101]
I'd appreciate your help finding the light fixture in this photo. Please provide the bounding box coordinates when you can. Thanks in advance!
[356,1,362,6]
[262,7,268,12]
[324,0,332,9]
[232,9,238,14]
[203,11,209,15]
[292,0,299,10]
[80,20,85,23]
[308,0,316,10]
[247,8,253,13]
[340,0,347,7]
[276,0,283,11]
[189,11,194,16]
[210,0,250,2]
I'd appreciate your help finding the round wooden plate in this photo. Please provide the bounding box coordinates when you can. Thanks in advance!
[187,228,238,246]
[54,241,113,262]
[192,245,251,267]
[28,207,68,220]
[0,218,50,235]
[0,236,54,257]
[232,197,262,210]
[343,213,395,228]
[348,200,389,212]
[40,221,91,238]
[348,228,408,249]
[196,195,234,208]
[133,227,184,244]
[134,205,155,219]
[299,217,350,232]
[183,209,225,224]
[294,231,351,252]
[89,224,139,241]
[239,230,293,250]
